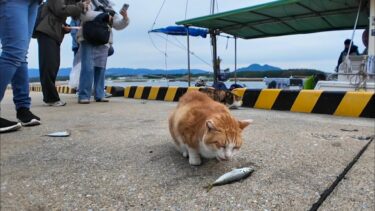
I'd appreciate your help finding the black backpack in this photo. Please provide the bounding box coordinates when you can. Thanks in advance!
[82,2,113,45]
[82,13,111,45]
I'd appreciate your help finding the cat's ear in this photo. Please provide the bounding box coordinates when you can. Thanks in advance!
[206,120,217,131]
[238,119,253,129]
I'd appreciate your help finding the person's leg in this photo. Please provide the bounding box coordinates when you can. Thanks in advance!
[0,0,40,129]
[17,0,40,125]
[12,0,39,109]
[93,66,106,101]
[78,41,94,102]
[37,33,61,103]
[0,1,31,102]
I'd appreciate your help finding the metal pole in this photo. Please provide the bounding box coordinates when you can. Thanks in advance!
[186,26,191,87]
[211,0,215,14]
[210,0,218,84]
[369,0,374,55]
[234,36,237,84]
[211,31,218,84]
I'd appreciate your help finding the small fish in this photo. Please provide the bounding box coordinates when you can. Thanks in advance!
[205,167,254,192]
[45,130,71,137]
[340,128,358,132]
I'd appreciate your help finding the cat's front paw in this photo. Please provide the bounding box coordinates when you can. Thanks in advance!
[189,157,202,166]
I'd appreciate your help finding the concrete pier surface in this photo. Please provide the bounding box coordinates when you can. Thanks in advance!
[1,91,374,210]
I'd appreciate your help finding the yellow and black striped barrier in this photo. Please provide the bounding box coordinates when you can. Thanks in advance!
[234,89,374,118]
[29,85,125,96]
[30,85,43,92]
[124,86,199,101]
[124,86,374,118]
[105,86,125,97]
[29,85,374,118]
[56,86,76,94]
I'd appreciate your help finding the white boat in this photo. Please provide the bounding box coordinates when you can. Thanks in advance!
[315,55,375,91]
[263,77,304,90]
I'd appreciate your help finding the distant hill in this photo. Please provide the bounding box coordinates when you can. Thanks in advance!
[28,63,325,80]
[232,68,326,78]
[28,63,282,78]
[237,63,282,71]
[106,68,208,76]
[29,68,71,78]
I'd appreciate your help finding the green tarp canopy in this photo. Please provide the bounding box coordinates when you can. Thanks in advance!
[176,0,369,39]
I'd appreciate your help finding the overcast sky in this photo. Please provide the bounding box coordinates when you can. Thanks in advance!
[23,0,366,73]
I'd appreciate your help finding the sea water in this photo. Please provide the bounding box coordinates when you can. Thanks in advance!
[106,80,267,89]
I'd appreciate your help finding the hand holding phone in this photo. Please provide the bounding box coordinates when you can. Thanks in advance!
[122,3,129,11]
[120,3,129,19]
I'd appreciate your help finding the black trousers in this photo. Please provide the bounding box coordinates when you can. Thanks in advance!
[37,33,61,103]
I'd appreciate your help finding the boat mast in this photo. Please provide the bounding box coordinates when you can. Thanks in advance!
[211,0,215,14]
[369,0,374,56]
[210,0,219,84]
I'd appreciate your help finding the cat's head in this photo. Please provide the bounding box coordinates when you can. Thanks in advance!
[199,88,242,109]
[223,91,243,109]
[202,115,252,161]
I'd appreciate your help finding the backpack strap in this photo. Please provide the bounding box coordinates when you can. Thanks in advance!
[91,0,106,12]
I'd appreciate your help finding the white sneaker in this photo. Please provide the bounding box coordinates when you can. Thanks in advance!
[47,101,66,107]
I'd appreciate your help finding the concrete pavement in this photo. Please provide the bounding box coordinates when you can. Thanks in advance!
[1,91,374,210]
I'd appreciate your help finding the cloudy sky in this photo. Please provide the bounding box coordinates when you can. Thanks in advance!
[25,0,366,73]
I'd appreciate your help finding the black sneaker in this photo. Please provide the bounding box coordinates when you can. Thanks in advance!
[16,108,41,126]
[0,117,22,133]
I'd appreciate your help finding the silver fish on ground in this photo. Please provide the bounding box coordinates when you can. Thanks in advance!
[205,167,254,192]
[45,130,71,137]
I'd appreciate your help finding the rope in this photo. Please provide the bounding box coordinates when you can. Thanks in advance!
[225,36,229,50]
[151,33,212,68]
[339,0,369,90]
[165,35,168,72]
[184,0,189,19]
[171,36,212,67]
[148,0,169,60]
[148,0,212,72]
[148,32,167,57]
[150,0,167,30]
[345,0,362,62]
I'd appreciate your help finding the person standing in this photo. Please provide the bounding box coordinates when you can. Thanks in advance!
[0,0,42,133]
[336,39,359,72]
[34,0,88,106]
[70,18,81,55]
[362,29,369,55]
[77,0,129,103]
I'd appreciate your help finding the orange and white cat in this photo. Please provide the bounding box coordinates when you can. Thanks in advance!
[168,91,252,165]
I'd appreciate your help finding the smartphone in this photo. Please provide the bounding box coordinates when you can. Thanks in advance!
[122,3,129,11]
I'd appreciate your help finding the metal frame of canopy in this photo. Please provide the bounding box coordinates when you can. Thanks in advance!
[148,26,208,86]
[176,0,373,85]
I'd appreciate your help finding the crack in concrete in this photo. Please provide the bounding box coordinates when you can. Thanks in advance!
[309,137,374,211]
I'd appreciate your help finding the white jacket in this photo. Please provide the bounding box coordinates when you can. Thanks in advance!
[77,0,129,45]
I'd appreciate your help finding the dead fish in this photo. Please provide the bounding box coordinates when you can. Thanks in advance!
[45,130,70,137]
[340,128,358,132]
[205,167,254,192]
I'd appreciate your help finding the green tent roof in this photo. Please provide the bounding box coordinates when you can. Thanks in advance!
[176,0,369,39]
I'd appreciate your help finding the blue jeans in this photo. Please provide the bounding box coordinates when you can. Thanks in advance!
[0,0,39,109]
[78,41,105,101]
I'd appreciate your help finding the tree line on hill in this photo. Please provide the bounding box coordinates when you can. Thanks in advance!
[28,64,327,82]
